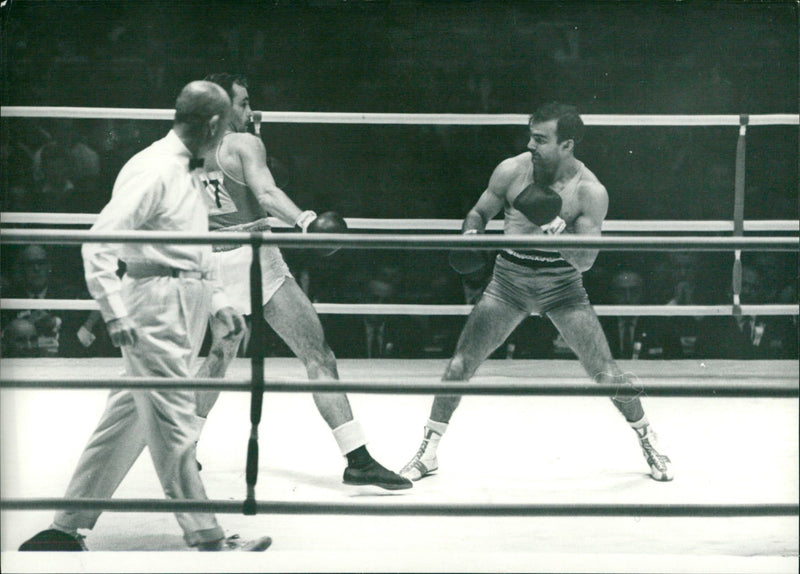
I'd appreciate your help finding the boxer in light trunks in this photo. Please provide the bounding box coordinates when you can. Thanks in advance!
[400,103,673,482]
[194,73,410,490]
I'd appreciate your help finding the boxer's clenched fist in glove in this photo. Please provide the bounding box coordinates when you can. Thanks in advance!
[294,210,348,256]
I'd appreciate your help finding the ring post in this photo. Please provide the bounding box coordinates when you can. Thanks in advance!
[243,232,265,515]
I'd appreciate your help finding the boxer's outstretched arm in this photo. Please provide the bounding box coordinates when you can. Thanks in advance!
[233,135,304,226]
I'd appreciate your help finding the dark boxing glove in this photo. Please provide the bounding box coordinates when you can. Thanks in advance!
[513,183,562,226]
[448,230,490,275]
[295,210,348,256]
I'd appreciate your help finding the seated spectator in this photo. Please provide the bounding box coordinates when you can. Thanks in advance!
[1,244,117,358]
[324,265,421,359]
[29,141,105,213]
[32,119,100,192]
[503,315,561,359]
[600,267,683,360]
[695,264,798,359]
[406,263,463,359]
[1,317,39,358]
[749,252,798,307]
[99,119,147,199]
[35,142,75,202]
[0,132,36,212]
[652,251,710,358]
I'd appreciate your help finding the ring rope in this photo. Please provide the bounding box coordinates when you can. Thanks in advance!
[1,376,796,398]
[0,498,795,517]
[3,212,798,233]
[2,106,798,126]
[2,298,797,317]
[1,228,797,251]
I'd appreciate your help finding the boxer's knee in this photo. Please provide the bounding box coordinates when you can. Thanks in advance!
[592,361,624,385]
[594,364,645,418]
[301,339,338,379]
[444,353,471,381]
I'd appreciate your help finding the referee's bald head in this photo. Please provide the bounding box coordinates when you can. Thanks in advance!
[174,80,231,127]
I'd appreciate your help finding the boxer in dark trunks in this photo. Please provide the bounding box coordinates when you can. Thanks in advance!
[400,103,673,482]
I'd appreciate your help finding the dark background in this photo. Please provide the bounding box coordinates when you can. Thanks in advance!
[1,0,797,358]
[3,0,797,219]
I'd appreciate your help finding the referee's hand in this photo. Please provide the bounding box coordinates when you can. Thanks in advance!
[215,306,245,339]
[106,316,139,347]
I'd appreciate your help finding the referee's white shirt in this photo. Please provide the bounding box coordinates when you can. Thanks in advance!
[83,129,229,322]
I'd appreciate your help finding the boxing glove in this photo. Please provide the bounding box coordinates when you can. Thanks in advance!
[294,210,348,256]
[448,230,490,275]
[513,183,562,227]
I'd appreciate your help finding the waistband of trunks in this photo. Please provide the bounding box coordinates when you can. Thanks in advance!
[501,249,572,269]
[211,217,272,252]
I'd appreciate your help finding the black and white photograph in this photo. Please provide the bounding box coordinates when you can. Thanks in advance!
[1,1,797,572]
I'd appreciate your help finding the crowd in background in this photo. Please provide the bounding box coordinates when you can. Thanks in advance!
[1,1,797,360]
[2,238,797,360]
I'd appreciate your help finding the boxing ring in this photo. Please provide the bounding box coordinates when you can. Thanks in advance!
[1,107,799,573]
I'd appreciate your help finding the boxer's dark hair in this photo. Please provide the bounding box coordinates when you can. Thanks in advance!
[529,102,584,144]
[204,73,249,101]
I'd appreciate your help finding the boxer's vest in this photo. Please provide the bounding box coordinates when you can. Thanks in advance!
[202,134,267,231]
[503,160,586,260]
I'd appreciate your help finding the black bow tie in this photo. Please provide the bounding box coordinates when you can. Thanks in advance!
[189,157,204,171]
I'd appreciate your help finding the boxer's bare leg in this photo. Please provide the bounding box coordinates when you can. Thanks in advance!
[431,295,530,423]
[547,303,673,481]
[401,295,528,480]
[261,278,353,429]
[264,278,411,489]
[546,303,643,421]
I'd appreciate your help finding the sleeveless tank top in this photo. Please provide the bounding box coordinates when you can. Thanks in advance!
[200,134,267,231]
[503,160,586,259]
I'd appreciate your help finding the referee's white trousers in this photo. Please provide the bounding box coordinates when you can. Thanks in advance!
[54,276,225,547]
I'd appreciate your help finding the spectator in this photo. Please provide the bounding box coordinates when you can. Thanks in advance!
[99,120,147,199]
[324,264,420,358]
[653,251,709,358]
[600,267,682,360]
[749,252,798,307]
[695,264,798,359]
[30,141,104,213]
[0,131,37,212]
[411,264,463,359]
[33,120,100,192]
[1,317,39,358]
[1,245,116,358]
[34,142,75,203]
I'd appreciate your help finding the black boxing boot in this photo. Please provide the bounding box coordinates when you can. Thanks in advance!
[343,446,413,490]
[19,529,87,551]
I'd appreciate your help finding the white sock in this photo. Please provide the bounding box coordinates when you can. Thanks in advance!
[426,418,448,437]
[332,420,367,456]
[629,415,650,437]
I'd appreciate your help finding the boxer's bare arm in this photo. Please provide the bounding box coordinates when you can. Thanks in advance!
[227,134,304,225]
[559,180,607,272]
[463,159,517,232]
